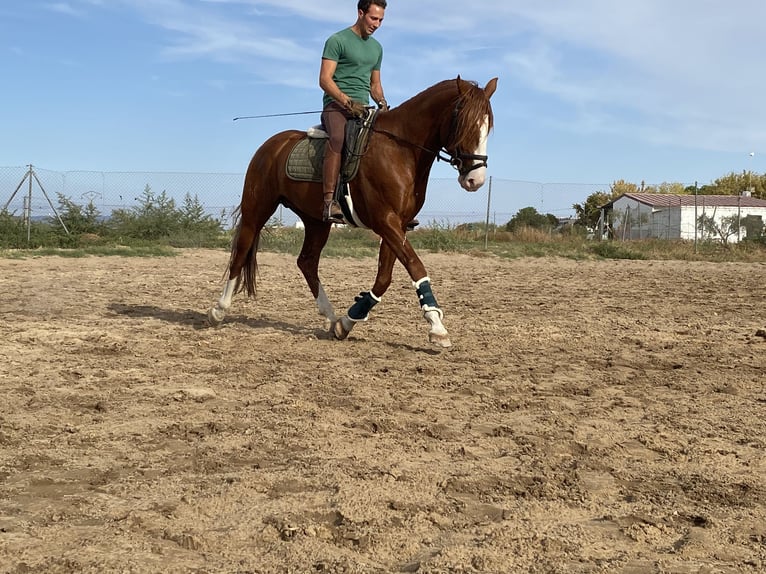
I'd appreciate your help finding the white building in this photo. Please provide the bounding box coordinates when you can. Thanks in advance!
[599,193,766,243]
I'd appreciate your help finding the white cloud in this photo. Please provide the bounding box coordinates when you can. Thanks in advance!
[453,1,766,153]
[122,0,314,65]
[112,0,766,153]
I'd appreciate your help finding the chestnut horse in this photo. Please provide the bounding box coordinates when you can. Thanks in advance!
[208,77,497,347]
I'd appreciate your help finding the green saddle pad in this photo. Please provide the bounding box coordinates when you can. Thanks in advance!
[286,137,326,183]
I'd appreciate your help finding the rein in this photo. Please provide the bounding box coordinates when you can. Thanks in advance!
[371,126,488,177]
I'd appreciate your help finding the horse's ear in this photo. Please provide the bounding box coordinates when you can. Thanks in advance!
[456,75,463,94]
[484,77,498,99]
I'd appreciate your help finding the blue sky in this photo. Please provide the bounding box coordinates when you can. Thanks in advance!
[2,0,765,188]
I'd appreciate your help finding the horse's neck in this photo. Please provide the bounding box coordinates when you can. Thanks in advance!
[389,91,453,149]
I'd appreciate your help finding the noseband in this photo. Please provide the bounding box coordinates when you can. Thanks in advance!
[437,149,488,177]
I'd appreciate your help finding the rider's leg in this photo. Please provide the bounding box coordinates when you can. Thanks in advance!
[320,103,347,223]
[322,147,344,222]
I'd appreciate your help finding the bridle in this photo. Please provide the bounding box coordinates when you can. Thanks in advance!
[437,102,489,177]
[438,149,488,178]
[370,98,489,178]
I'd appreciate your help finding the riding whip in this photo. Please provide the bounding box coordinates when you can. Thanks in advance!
[233,110,323,121]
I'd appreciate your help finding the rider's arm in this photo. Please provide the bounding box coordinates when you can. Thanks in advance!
[370,69,386,108]
[319,58,352,108]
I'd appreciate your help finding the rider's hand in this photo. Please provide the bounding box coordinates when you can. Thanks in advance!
[377,99,389,112]
[346,100,367,118]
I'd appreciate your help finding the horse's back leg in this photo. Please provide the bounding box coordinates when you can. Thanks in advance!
[296,219,334,328]
[208,191,279,326]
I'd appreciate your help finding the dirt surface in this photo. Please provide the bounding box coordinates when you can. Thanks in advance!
[1,249,765,573]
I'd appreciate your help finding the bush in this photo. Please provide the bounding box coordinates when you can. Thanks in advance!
[409,221,463,252]
[0,211,26,248]
[1,186,227,250]
[505,207,558,232]
[107,186,225,246]
[589,241,647,260]
[0,210,67,249]
[53,193,106,236]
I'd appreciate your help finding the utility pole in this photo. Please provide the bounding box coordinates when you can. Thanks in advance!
[3,165,69,242]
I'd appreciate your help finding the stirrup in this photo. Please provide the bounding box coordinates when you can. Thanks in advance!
[323,200,344,224]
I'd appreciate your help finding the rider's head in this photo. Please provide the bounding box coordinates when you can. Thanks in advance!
[357,0,387,13]
[356,0,385,38]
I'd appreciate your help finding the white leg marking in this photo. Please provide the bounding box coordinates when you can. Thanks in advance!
[425,309,451,348]
[208,278,237,326]
[315,283,336,328]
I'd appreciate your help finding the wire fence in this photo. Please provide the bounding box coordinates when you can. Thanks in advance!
[608,199,765,243]
[1,164,612,229]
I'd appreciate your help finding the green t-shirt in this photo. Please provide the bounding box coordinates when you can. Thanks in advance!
[322,27,383,107]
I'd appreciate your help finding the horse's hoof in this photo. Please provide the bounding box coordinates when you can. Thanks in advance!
[332,319,349,340]
[429,332,452,348]
[207,307,225,326]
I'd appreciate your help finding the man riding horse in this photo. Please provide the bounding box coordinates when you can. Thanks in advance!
[319,0,390,224]
[207,1,497,346]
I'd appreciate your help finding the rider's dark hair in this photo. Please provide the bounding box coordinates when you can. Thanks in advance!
[358,0,386,13]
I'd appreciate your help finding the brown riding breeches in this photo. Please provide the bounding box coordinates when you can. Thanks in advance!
[321,101,353,155]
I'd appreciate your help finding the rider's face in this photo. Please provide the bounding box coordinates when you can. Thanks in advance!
[358,5,384,38]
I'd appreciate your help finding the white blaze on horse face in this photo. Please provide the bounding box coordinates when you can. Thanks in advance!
[458,116,490,192]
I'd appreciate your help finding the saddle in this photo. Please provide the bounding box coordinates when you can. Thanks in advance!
[285,107,378,185]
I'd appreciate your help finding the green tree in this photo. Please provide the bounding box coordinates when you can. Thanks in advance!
[573,191,612,229]
[651,182,688,194]
[0,210,26,248]
[698,171,765,199]
[505,206,557,232]
[54,193,104,235]
[697,212,742,245]
[109,185,179,239]
[610,179,640,196]
[179,192,223,234]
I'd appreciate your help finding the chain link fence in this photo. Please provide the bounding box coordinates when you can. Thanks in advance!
[1,165,608,230]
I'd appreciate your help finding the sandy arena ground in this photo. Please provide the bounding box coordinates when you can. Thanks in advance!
[1,249,765,573]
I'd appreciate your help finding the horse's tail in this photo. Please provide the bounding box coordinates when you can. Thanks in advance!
[225,205,260,298]
[224,131,296,299]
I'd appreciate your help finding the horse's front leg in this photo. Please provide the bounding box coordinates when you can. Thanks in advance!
[378,227,451,348]
[332,241,396,341]
[333,229,451,348]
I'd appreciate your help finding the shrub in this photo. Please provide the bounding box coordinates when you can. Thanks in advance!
[107,186,225,246]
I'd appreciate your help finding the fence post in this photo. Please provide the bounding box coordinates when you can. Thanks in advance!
[737,194,741,243]
[484,176,492,250]
[694,181,698,252]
